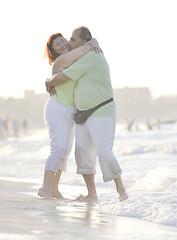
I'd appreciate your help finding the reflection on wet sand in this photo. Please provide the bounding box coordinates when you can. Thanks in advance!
[0,180,177,240]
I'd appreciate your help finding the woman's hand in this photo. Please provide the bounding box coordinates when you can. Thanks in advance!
[87,38,103,54]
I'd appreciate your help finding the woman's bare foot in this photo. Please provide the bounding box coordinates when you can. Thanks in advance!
[38,188,52,200]
[51,190,65,199]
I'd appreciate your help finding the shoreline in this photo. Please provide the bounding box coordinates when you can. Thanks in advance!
[0,179,177,240]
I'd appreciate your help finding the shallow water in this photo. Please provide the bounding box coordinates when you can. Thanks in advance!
[0,122,177,228]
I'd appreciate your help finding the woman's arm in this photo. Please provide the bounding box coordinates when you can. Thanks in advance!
[52,38,102,75]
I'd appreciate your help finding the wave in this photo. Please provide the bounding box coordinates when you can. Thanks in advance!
[114,143,177,155]
[132,167,177,192]
[98,191,177,227]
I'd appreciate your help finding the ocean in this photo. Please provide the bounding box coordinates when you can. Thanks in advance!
[0,121,177,229]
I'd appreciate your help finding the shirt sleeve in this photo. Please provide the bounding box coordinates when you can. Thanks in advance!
[62,53,90,81]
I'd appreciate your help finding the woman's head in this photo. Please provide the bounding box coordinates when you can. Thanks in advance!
[44,33,69,65]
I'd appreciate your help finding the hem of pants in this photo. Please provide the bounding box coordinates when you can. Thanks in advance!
[103,169,122,182]
[45,166,67,173]
[77,168,96,175]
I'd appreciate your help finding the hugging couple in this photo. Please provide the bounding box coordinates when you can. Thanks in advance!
[38,26,128,202]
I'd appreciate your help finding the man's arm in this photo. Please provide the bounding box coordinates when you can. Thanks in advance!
[46,72,70,88]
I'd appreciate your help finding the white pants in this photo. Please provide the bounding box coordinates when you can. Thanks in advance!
[75,116,122,182]
[44,96,75,173]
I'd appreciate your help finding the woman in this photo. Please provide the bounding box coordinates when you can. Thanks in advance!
[38,33,101,199]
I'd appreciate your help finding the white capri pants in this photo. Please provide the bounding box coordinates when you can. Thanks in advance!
[75,116,122,182]
[44,96,75,173]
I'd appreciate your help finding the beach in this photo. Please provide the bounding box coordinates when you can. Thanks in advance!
[0,179,177,240]
[0,122,177,239]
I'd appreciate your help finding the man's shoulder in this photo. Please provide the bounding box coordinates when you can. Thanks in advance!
[81,51,104,59]
[87,51,104,57]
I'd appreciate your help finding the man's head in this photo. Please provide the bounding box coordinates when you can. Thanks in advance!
[69,27,92,50]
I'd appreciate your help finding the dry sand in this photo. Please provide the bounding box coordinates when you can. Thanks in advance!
[0,179,176,240]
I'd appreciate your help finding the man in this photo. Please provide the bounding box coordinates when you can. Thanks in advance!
[47,27,128,202]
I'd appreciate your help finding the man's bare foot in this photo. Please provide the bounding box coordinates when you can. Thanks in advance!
[119,191,129,202]
[51,190,65,199]
[38,188,52,200]
[79,195,98,203]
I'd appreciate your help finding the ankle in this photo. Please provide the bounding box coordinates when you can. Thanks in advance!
[50,188,59,194]
[38,188,52,200]
[118,187,126,194]
[88,191,98,199]
[119,191,128,202]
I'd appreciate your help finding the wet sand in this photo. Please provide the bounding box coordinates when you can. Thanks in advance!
[0,179,177,240]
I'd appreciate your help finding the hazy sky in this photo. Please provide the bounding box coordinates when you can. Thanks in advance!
[0,0,177,98]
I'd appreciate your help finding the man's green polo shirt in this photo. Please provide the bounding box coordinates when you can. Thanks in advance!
[63,51,116,117]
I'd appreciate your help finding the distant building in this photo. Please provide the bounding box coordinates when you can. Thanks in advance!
[114,87,154,121]
[0,88,177,127]
[24,90,36,99]
[154,94,177,120]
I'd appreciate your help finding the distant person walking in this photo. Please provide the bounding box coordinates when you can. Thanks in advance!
[0,118,5,139]
[12,120,19,137]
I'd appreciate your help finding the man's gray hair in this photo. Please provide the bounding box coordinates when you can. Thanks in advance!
[75,26,92,41]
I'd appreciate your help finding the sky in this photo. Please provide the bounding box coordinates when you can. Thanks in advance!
[0,0,177,99]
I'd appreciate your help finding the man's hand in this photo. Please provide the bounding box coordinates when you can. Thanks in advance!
[45,79,56,96]
[49,86,57,96]
[45,78,50,88]
[45,72,70,92]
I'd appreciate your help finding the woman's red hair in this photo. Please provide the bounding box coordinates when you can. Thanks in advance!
[44,33,63,65]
